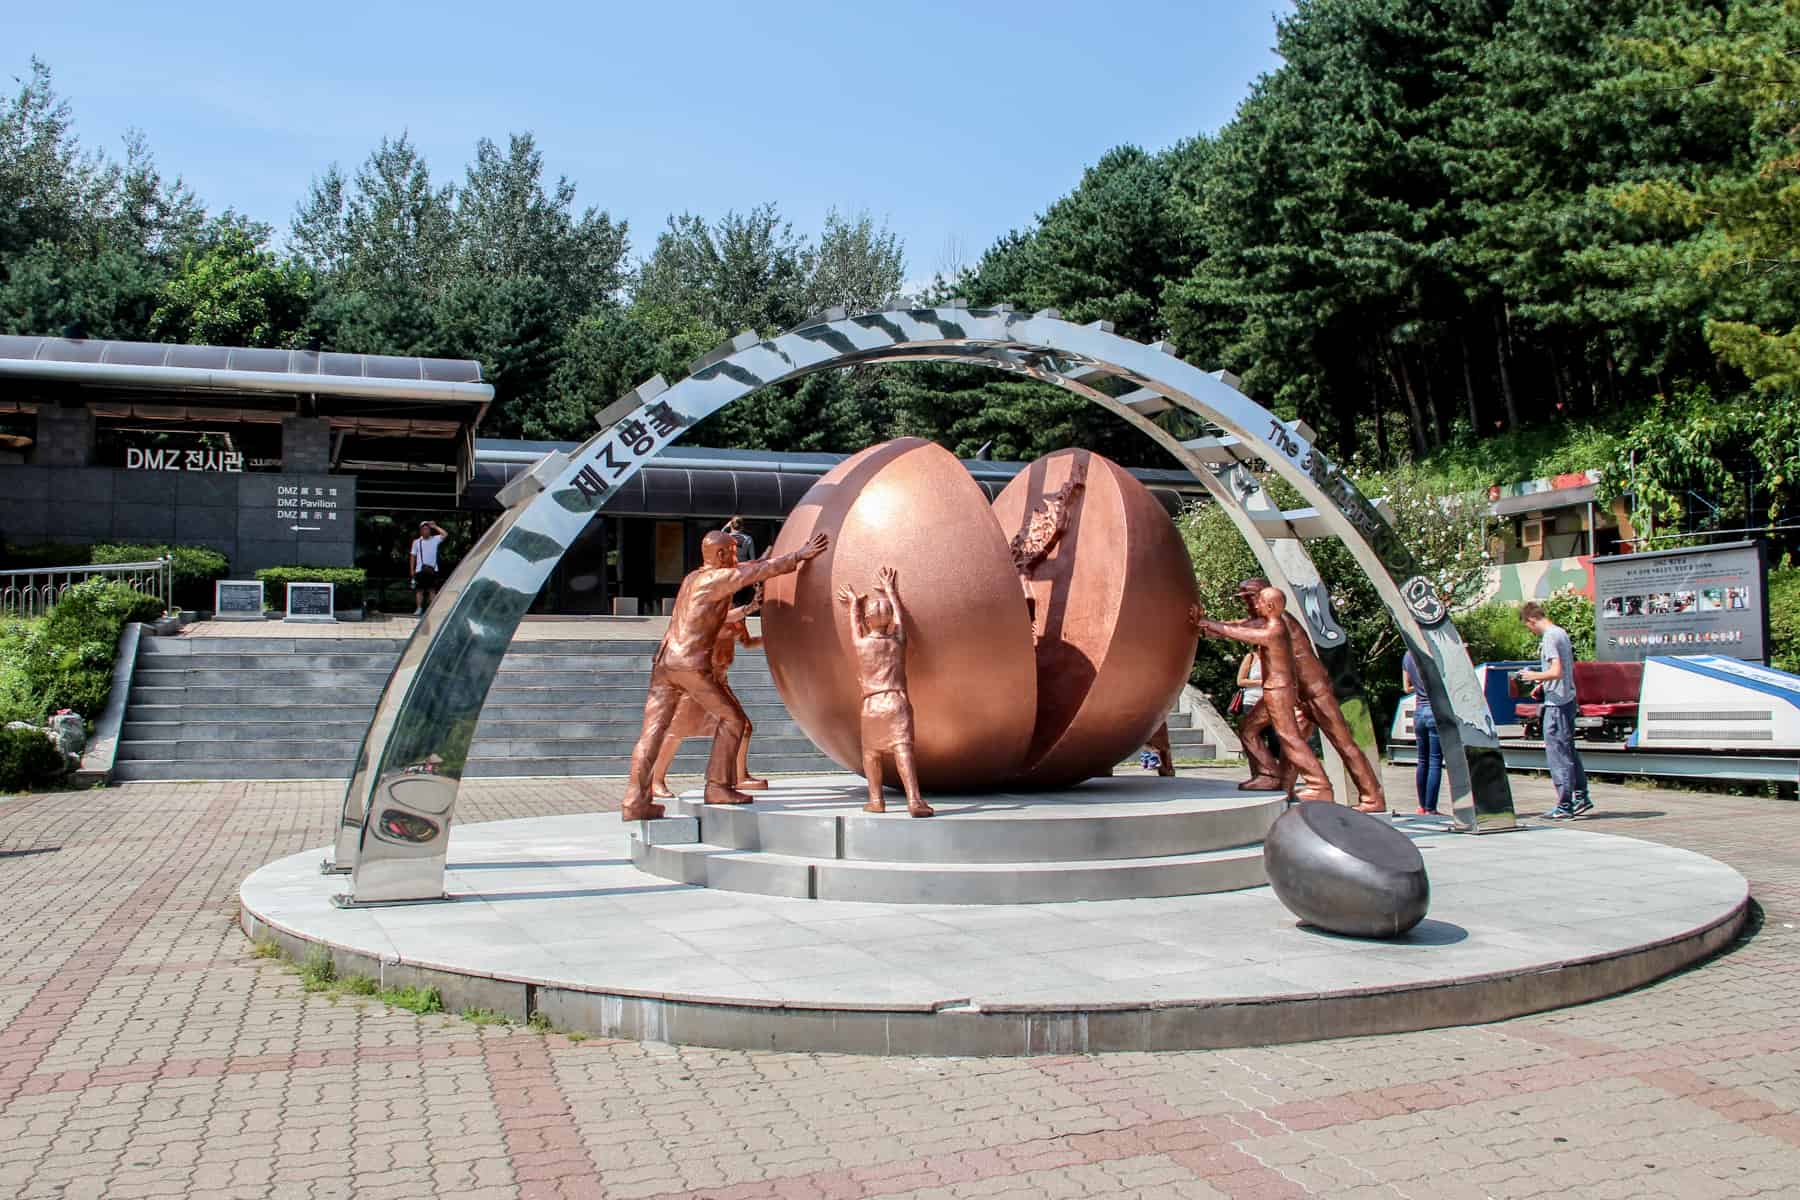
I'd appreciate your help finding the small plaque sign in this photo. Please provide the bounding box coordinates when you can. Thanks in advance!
[214,580,266,621]
[284,581,337,623]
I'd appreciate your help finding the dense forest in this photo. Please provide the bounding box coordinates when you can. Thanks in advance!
[4,0,1798,536]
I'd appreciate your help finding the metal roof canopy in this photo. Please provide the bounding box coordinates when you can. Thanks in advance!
[468,438,1204,519]
[0,335,494,415]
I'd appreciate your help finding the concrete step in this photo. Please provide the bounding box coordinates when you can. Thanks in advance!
[463,752,837,779]
[466,734,825,759]
[122,720,374,741]
[630,839,1268,904]
[484,685,786,705]
[472,701,796,723]
[674,789,1279,864]
[126,703,378,724]
[116,738,363,762]
[114,758,354,781]
[133,653,404,672]
[140,637,410,655]
[134,669,396,688]
[129,686,384,706]
[469,718,809,740]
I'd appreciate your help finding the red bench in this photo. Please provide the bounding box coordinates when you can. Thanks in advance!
[1512,661,1642,742]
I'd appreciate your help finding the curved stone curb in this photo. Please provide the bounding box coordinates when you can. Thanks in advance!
[239,895,1745,1056]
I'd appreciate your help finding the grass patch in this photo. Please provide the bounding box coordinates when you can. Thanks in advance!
[460,1007,512,1027]
[248,937,446,1016]
[527,1010,552,1033]
[297,947,336,992]
[379,986,445,1015]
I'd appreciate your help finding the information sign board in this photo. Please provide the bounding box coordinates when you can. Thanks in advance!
[1592,540,1768,663]
[214,580,265,621]
[284,581,337,623]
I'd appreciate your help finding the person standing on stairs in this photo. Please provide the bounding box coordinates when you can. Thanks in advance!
[410,520,448,616]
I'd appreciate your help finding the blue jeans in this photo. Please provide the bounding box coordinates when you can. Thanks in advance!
[1415,713,1443,813]
[1543,701,1590,810]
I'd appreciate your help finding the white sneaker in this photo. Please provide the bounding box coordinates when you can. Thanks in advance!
[412,608,423,616]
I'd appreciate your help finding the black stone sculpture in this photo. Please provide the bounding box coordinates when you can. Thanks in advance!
[1263,803,1429,937]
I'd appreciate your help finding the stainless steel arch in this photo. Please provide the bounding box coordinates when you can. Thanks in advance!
[328,308,1513,905]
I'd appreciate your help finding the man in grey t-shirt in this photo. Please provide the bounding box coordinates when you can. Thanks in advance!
[1516,601,1592,819]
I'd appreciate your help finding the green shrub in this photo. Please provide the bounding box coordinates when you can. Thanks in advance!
[1542,590,1597,659]
[255,566,366,610]
[0,725,68,792]
[1452,603,1540,665]
[1453,589,1597,667]
[0,581,162,722]
[91,544,230,611]
[1770,568,1800,674]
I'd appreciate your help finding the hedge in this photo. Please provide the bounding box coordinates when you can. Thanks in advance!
[0,579,163,726]
[91,543,229,611]
[1452,590,1596,667]
[254,567,367,610]
[0,725,69,793]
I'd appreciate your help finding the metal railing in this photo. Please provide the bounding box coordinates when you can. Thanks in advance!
[0,558,173,618]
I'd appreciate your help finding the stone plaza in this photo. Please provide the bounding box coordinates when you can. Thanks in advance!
[1,764,1793,1199]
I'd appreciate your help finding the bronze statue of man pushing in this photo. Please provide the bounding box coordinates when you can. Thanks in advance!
[621,528,828,821]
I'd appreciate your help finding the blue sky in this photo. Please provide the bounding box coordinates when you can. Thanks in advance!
[12,1,1293,284]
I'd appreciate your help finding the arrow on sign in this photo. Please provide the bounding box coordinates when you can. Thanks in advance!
[290,524,321,532]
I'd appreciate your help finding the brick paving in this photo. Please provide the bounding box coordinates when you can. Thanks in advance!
[0,765,1793,1199]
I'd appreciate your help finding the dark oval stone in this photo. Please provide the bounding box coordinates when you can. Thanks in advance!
[1263,803,1429,938]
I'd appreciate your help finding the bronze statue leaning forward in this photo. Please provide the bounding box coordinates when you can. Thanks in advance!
[837,566,933,818]
[1232,577,1387,814]
[649,588,766,800]
[622,529,828,821]
[1191,587,1335,803]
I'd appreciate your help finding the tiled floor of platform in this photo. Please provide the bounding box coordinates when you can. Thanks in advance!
[243,780,1744,1018]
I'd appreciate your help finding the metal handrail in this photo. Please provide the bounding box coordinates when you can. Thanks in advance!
[0,557,174,618]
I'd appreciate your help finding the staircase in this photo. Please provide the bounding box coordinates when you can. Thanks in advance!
[113,634,1213,782]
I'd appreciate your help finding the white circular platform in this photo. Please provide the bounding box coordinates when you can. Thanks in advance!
[240,777,1749,1056]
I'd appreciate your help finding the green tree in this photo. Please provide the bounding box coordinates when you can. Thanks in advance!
[149,217,313,346]
[291,134,456,294]
[0,240,162,338]
[804,209,904,317]
[634,205,810,335]
[453,132,628,318]
[1608,0,1800,392]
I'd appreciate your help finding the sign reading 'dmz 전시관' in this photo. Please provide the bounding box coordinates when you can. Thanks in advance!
[1592,540,1769,663]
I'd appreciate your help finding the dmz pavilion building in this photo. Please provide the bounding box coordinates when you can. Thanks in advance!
[0,334,491,576]
[0,335,1207,613]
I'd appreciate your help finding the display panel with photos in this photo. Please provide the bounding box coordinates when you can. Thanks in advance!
[1591,541,1768,662]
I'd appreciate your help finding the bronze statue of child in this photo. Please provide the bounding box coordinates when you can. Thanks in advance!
[837,566,933,817]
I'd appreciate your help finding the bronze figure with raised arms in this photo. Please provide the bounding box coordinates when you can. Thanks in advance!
[622,529,828,821]
[837,566,933,818]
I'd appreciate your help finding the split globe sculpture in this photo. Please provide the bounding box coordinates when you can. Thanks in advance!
[326,306,1513,907]
[759,440,1198,792]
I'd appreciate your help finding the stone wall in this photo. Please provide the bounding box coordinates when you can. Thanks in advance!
[0,466,355,573]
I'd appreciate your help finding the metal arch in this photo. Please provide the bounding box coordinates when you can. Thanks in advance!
[330,308,1514,905]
